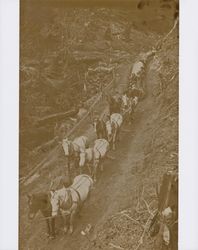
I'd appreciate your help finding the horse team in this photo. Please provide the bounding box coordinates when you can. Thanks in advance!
[27,59,146,240]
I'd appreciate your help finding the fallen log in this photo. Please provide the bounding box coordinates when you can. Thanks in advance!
[35,108,79,126]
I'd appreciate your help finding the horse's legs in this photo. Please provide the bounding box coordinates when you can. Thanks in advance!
[74,156,80,175]
[67,159,71,178]
[112,141,116,150]
[87,162,92,176]
[69,207,77,234]
[93,162,98,182]
[46,219,51,237]
[117,127,120,142]
[99,159,104,172]
[129,109,133,125]
[63,215,70,234]
[49,217,55,239]
[112,129,117,150]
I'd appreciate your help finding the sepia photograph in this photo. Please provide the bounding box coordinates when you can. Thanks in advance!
[19,0,179,249]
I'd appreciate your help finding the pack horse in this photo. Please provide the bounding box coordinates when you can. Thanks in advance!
[27,193,55,239]
[106,113,123,150]
[62,136,89,175]
[50,174,93,234]
[79,138,110,182]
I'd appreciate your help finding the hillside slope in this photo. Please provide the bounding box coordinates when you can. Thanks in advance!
[20,2,178,250]
[20,1,176,175]
[80,29,178,250]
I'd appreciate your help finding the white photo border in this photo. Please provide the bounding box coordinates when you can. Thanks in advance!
[0,0,198,249]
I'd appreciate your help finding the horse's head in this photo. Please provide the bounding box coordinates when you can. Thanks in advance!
[62,138,71,157]
[27,194,42,220]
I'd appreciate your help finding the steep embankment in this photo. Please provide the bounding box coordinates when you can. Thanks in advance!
[80,30,178,250]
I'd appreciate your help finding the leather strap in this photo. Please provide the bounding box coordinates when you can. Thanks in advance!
[70,187,82,205]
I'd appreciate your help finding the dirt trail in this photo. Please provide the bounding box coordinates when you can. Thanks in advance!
[20,52,162,250]
[57,57,157,250]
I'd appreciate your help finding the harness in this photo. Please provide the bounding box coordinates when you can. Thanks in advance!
[95,147,102,160]
[57,188,81,216]
[80,137,87,148]
[69,187,82,205]
[112,118,119,128]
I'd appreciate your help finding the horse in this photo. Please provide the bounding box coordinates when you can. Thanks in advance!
[27,193,55,239]
[50,174,93,234]
[79,147,94,174]
[130,61,145,90]
[79,138,109,182]
[121,91,139,123]
[106,113,123,150]
[92,138,110,182]
[121,93,134,123]
[127,85,145,100]
[93,117,107,139]
[106,94,122,115]
[62,136,89,175]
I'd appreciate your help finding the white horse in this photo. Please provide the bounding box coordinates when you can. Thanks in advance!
[79,148,94,174]
[106,113,123,150]
[50,174,93,234]
[79,139,110,182]
[62,136,89,174]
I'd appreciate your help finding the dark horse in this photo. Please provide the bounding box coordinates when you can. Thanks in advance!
[105,94,122,115]
[27,193,55,239]
[93,117,107,139]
